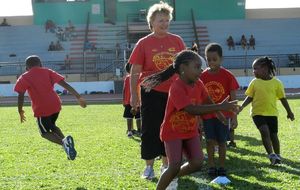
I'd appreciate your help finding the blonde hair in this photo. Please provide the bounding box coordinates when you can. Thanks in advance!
[146,1,173,31]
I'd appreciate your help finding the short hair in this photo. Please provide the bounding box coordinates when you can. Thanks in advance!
[205,43,223,57]
[25,55,42,69]
[146,1,173,31]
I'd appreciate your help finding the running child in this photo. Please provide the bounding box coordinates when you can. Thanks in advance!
[200,43,239,177]
[14,55,87,160]
[123,63,141,137]
[142,50,239,190]
[239,56,294,165]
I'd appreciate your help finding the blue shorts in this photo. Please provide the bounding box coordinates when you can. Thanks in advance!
[203,118,230,143]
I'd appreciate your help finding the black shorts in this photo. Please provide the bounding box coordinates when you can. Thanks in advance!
[123,104,141,119]
[140,88,168,160]
[252,115,278,133]
[36,112,60,135]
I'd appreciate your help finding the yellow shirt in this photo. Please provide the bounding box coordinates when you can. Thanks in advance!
[245,77,285,116]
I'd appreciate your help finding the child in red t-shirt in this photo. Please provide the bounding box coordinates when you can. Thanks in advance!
[142,50,239,190]
[200,43,239,177]
[14,55,87,160]
[123,63,141,137]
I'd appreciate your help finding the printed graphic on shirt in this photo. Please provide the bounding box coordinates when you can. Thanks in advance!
[205,81,225,102]
[169,98,198,133]
[170,111,197,133]
[153,52,175,70]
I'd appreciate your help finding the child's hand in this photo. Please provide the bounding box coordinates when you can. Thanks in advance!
[78,97,87,108]
[216,112,228,125]
[19,110,26,123]
[231,117,238,129]
[287,112,295,121]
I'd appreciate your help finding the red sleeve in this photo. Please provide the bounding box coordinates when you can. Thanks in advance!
[49,69,64,84]
[169,83,192,111]
[128,40,145,66]
[14,76,27,93]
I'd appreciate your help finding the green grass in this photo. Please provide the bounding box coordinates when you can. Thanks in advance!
[0,100,300,190]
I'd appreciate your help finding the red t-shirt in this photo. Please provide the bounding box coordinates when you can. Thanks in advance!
[128,33,185,93]
[123,75,130,105]
[200,67,239,119]
[160,79,208,141]
[14,67,64,117]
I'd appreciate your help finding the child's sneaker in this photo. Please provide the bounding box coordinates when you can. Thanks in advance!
[227,141,237,148]
[141,165,155,180]
[166,178,178,190]
[208,167,217,178]
[217,167,227,176]
[127,130,133,138]
[160,165,168,175]
[275,154,282,164]
[269,153,277,165]
[63,135,77,160]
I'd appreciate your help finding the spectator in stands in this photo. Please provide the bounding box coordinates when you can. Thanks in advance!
[84,40,96,51]
[249,34,256,50]
[48,41,56,51]
[240,34,247,50]
[0,18,10,26]
[64,54,71,70]
[45,19,56,33]
[66,20,75,32]
[55,41,64,51]
[128,1,185,184]
[226,35,235,50]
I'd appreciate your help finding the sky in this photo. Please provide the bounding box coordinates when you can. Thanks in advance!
[1,0,300,17]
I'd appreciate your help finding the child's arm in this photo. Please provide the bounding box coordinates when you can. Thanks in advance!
[204,96,228,125]
[280,98,295,121]
[239,96,253,113]
[17,92,26,123]
[57,80,87,108]
[184,98,239,115]
[230,90,238,129]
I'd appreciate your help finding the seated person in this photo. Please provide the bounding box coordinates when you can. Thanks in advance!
[84,40,96,51]
[45,19,56,33]
[0,18,10,26]
[55,41,64,51]
[240,34,247,50]
[248,34,255,50]
[48,41,56,51]
[226,35,235,50]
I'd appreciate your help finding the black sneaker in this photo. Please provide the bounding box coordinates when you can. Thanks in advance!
[227,141,237,148]
[217,167,227,176]
[208,167,217,178]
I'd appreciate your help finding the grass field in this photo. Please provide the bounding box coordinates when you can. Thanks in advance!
[0,100,299,190]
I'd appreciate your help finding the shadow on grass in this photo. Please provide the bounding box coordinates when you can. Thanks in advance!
[76,187,87,190]
[235,134,262,147]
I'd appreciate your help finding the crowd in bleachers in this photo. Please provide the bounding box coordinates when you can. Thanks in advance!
[226,34,256,50]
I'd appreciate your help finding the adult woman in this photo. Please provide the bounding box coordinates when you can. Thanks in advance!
[129,1,185,179]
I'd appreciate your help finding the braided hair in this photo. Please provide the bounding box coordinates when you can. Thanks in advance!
[142,50,202,91]
[254,56,276,76]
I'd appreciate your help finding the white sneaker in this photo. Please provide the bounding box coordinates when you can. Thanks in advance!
[141,165,155,180]
[160,165,168,175]
[166,178,178,190]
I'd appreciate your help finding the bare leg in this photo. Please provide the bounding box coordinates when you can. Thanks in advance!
[258,125,274,154]
[127,119,133,131]
[41,132,63,145]
[136,119,142,132]
[206,139,216,167]
[177,158,202,177]
[218,142,227,168]
[156,163,181,190]
[270,133,280,155]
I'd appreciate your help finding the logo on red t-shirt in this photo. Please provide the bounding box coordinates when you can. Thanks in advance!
[205,81,225,102]
[152,52,174,70]
[170,111,197,133]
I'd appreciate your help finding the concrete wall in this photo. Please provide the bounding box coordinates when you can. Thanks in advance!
[246,8,300,19]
